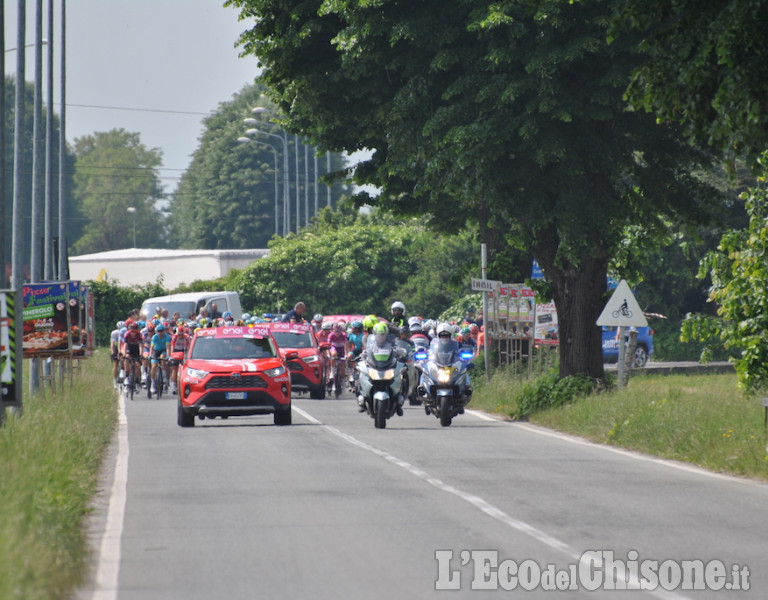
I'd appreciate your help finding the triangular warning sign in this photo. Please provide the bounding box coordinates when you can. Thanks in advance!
[596,280,648,327]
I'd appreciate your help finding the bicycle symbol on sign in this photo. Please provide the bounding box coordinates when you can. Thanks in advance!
[611,299,633,319]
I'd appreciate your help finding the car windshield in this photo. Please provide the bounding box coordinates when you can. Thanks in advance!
[143,301,197,320]
[190,336,276,360]
[271,331,313,349]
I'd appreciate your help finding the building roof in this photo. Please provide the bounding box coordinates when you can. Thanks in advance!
[70,248,269,262]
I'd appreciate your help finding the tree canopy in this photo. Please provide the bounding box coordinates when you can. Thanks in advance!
[71,128,165,254]
[611,0,768,161]
[235,206,475,317]
[227,0,721,379]
[169,84,348,249]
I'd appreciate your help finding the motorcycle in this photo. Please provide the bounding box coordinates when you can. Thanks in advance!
[356,342,407,429]
[408,336,430,405]
[415,341,474,427]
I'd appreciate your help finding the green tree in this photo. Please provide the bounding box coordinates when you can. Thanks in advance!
[227,0,720,379]
[235,207,470,317]
[71,129,165,254]
[611,0,768,161]
[683,152,768,392]
[169,83,347,249]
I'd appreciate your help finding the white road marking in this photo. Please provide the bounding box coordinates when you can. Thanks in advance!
[90,391,129,600]
[291,405,688,599]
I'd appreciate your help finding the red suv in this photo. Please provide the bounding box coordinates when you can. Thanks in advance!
[266,322,329,399]
[177,326,293,427]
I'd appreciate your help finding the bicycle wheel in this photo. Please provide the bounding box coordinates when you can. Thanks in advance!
[155,369,164,400]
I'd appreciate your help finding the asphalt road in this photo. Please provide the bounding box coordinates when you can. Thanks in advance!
[79,387,765,599]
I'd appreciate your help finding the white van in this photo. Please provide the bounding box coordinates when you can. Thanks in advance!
[140,291,243,321]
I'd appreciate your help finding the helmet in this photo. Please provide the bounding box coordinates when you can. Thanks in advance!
[223,311,232,319]
[198,317,209,327]
[138,320,146,328]
[156,324,165,332]
[116,321,125,329]
[147,322,155,332]
[409,321,422,332]
[130,322,139,330]
[321,321,333,330]
[335,322,345,331]
[460,327,471,335]
[373,322,388,335]
[351,320,363,329]
[313,313,323,322]
[242,313,251,320]
[125,318,134,327]
[436,322,452,338]
[363,315,378,330]
[408,316,421,326]
[469,323,479,333]
[391,301,405,313]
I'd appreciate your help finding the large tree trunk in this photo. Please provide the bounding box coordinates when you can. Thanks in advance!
[537,252,607,380]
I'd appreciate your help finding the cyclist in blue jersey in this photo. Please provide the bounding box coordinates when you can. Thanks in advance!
[150,324,170,394]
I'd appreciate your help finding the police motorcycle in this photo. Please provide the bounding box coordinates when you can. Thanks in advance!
[356,323,408,429]
[415,323,474,427]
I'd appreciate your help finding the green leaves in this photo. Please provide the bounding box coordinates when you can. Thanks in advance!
[71,129,165,254]
[689,152,768,393]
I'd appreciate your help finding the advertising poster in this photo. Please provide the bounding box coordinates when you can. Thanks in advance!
[534,302,559,346]
[1,290,19,405]
[22,282,78,357]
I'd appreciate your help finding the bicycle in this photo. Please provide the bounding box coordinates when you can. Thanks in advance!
[148,355,169,399]
[123,356,142,402]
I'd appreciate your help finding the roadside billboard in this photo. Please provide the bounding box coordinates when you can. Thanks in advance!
[22,281,80,357]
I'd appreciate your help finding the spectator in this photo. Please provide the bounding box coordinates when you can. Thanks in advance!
[209,303,223,320]
[281,302,307,323]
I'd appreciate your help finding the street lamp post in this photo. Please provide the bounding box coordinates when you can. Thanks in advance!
[243,119,290,235]
[126,206,136,248]
[236,136,280,237]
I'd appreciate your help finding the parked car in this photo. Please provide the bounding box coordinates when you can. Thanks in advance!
[177,325,293,427]
[601,326,654,367]
[266,322,330,399]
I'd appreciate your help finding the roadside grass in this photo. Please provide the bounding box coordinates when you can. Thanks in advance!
[471,369,768,481]
[0,351,117,600]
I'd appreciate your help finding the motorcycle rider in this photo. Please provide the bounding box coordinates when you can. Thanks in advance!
[390,301,407,329]
[357,321,406,414]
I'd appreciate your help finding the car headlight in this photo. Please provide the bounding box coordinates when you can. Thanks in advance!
[302,354,320,364]
[264,366,286,378]
[185,368,209,379]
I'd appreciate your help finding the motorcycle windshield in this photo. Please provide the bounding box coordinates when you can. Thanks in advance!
[429,339,459,366]
[366,341,397,368]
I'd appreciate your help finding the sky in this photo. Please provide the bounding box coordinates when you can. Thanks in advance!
[4,1,261,195]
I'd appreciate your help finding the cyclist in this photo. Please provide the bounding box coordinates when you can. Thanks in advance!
[140,321,154,386]
[169,321,191,395]
[149,324,171,394]
[121,321,143,390]
[311,313,324,333]
[327,321,348,395]
[110,321,124,388]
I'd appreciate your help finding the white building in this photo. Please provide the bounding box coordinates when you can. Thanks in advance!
[69,248,269,288]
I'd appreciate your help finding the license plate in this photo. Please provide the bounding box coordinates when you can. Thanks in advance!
[225,391,246,400]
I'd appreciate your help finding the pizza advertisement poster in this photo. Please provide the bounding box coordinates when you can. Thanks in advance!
[22,282,79,357]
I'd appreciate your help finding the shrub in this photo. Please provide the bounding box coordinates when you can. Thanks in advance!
[513,370,603,419]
